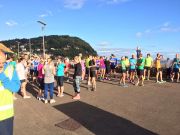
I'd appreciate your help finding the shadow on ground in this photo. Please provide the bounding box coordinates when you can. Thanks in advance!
[54,101,158,135]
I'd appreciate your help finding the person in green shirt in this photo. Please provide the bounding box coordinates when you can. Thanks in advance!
[144,53,153,80]
[118,56,128,87]
[136,53,145,86]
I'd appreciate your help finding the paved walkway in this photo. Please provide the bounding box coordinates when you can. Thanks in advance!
[14,80,180,135]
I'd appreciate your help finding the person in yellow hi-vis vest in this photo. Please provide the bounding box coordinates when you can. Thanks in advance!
[0,51,20,135]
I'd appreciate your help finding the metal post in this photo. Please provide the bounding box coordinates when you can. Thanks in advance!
[37,20,46,58]
[29,39,31,58]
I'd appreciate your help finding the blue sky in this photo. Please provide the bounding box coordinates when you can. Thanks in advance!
[0,0,180,58]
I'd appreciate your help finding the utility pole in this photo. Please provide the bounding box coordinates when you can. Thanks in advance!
[37,20,46,58]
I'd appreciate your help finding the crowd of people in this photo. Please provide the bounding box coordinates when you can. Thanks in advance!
[2,52,180,103]
[0,50,180,135]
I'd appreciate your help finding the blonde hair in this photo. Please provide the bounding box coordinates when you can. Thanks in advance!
[0,50,6,62]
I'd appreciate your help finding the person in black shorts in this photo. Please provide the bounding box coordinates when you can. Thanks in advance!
[89,56,97,91]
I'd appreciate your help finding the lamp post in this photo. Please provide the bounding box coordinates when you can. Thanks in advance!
[16,41,20,58]
[29,39,31,58]
[37,20,46,58]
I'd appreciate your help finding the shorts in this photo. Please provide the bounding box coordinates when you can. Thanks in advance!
[90,71,96,77]
[106,68,111,74]
[86,67,90,75]
[129,69,136,73]
[100,66,106,69]
[137,69,144,76]
[156,68,162,72]
[38,78,44,90]
[145,66,151,71]
[173,68,179,73]
[120,69,126,74]
[30,69,34,75]
[126,67,130,72]
[34,70,38,76]
[57,76,64,87]
[110,65,116,70]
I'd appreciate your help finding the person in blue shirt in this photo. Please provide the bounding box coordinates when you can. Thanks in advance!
[129,54,137,84]
[110,54,118,79]
[171,54,180,82]
[56,58,65,97]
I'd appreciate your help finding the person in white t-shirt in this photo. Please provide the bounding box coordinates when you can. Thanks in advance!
[16,57,31,99]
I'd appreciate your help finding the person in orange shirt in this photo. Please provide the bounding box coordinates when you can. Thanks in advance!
[154,53,165,83]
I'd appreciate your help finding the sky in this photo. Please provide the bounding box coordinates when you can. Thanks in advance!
[0,0,180,58]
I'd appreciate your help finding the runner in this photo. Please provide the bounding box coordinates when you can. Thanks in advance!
[43,57,56,104]
[89,56,97,91]
[119,56,128,87]
[171,54,180,82]
[85,55,91,85]
[110,54,118,80]
[144,53,153,80]
[125,56,130,80]
[104,57,111,80]
[165,58,172,80]
[129,54,137,85]
[56,58,65,97]
[136,53,145,86]
[64,57,70,82]
[37,58,44,100]
[99,56,106,81]
[154,53,165,83]
[72,56,82,100]
[16,58,31,98]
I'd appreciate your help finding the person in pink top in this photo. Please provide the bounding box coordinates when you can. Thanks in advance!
[64,57,70,82]
[37,59,44,100]
[99,56,106,81]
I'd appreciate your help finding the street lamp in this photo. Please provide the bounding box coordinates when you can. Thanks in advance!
[29,39,32,58]
[37,20,46,58]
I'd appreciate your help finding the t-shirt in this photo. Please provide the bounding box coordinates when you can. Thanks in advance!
[145,57,153,67]
[137,58,145,70]
[110,57,118,66]
[120,60,126,70]
[38,64,44,78]
[155,58,161,69]
[125,59,130,67]
[89,60,96,71]
[99,59,105,68]
[16,63,26,80]
[129,58,137,70]
[173,58,180,69]
[56,63,65,76]
[85,58,90,68]
[33,60,39,71]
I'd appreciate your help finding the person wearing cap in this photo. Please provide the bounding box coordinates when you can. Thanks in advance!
[144,53,153,80]
[0,51,21,135]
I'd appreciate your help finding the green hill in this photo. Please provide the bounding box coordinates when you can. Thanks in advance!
[1,35,97,58]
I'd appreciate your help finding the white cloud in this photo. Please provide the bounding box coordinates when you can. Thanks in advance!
[39,10,53,18]
[101,0,131,5]
[135,32,143,38]
[136,22,180,38]
[5,20,18,27]
[64,0,85,9]
[163,22,170,27]
[98,41,111,47]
